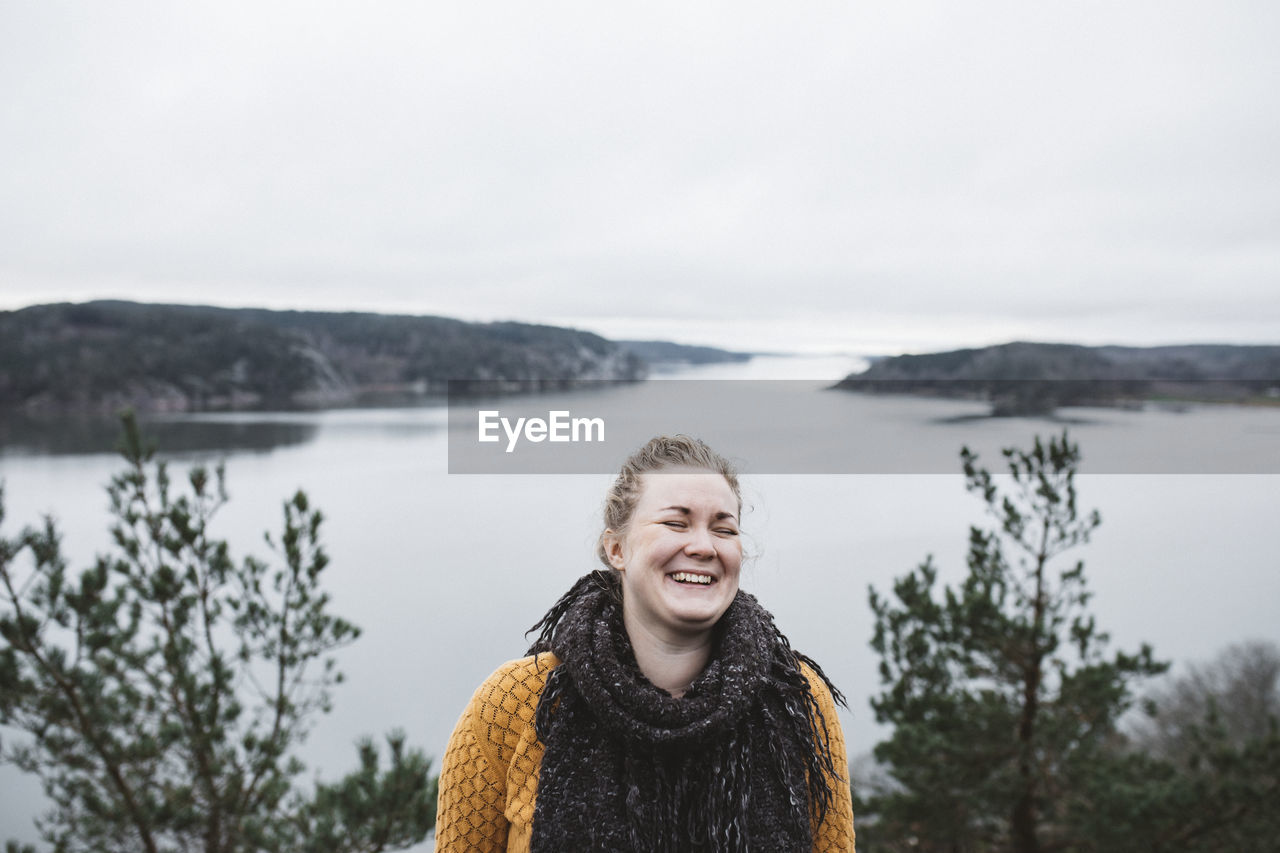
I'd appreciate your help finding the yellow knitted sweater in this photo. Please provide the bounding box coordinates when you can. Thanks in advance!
[436,652,856,852]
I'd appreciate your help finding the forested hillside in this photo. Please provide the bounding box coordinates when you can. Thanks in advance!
[835,341,1280,415]
[0,301,646,414]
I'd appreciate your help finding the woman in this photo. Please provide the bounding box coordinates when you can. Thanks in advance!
[436,435,855,852]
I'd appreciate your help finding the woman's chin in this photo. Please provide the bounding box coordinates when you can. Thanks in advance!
[659,587,733,627]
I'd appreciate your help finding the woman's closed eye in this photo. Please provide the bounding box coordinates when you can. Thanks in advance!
[662,519,738,537]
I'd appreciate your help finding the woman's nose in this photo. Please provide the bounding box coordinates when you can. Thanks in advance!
[684,526,716,557]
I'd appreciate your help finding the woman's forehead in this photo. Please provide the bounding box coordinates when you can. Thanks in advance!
[635,468,738,509]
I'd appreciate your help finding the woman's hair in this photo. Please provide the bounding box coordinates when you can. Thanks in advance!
[595,434,742,567]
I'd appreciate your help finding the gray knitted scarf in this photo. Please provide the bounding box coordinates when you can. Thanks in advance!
[525,570,845,853]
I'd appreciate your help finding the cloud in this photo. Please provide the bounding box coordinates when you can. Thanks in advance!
[1,1,1277,350]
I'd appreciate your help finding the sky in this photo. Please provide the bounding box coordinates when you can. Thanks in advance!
[1,1,1277,355]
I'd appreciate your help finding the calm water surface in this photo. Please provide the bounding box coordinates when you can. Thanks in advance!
[2,355,1277,848]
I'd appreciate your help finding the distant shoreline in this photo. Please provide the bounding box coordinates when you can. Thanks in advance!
[832,341,1280,416]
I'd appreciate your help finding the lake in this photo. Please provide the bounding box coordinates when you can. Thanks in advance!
[2,354,1278,849]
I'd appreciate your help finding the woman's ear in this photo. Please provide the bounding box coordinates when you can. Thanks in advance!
[603,529,626,570]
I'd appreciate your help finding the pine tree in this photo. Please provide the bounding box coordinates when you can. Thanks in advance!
[0,413,435,852]
[863,431,1165,852]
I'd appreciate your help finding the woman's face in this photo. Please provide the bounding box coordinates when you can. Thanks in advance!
[605,467,742,642]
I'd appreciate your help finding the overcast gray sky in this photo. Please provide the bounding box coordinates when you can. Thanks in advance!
[2,1,1276,354]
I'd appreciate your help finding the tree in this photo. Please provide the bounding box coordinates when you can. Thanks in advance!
[863,431,1166,852]
[1134,639,1279,762]
[0,413,435,852]
[1069,641,1280,852]
[295,731,438,853]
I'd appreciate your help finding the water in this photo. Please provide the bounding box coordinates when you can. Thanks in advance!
[1,354,1277,848]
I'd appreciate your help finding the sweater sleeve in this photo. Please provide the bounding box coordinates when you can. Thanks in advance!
[802,663,857,853]
[435,655,552,853]
[435,670,511,852]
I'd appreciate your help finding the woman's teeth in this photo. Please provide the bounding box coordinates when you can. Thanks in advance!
[670,572,713,585]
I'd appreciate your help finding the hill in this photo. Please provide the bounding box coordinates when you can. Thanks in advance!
[615,340,753,366]
[832,341,1280,415]
[0,301,646,414]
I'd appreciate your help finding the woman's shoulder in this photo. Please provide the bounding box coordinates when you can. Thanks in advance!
[451,653,561,768]
[467,653,561,724]
[481,652,561,689]
[796,656,844,716]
